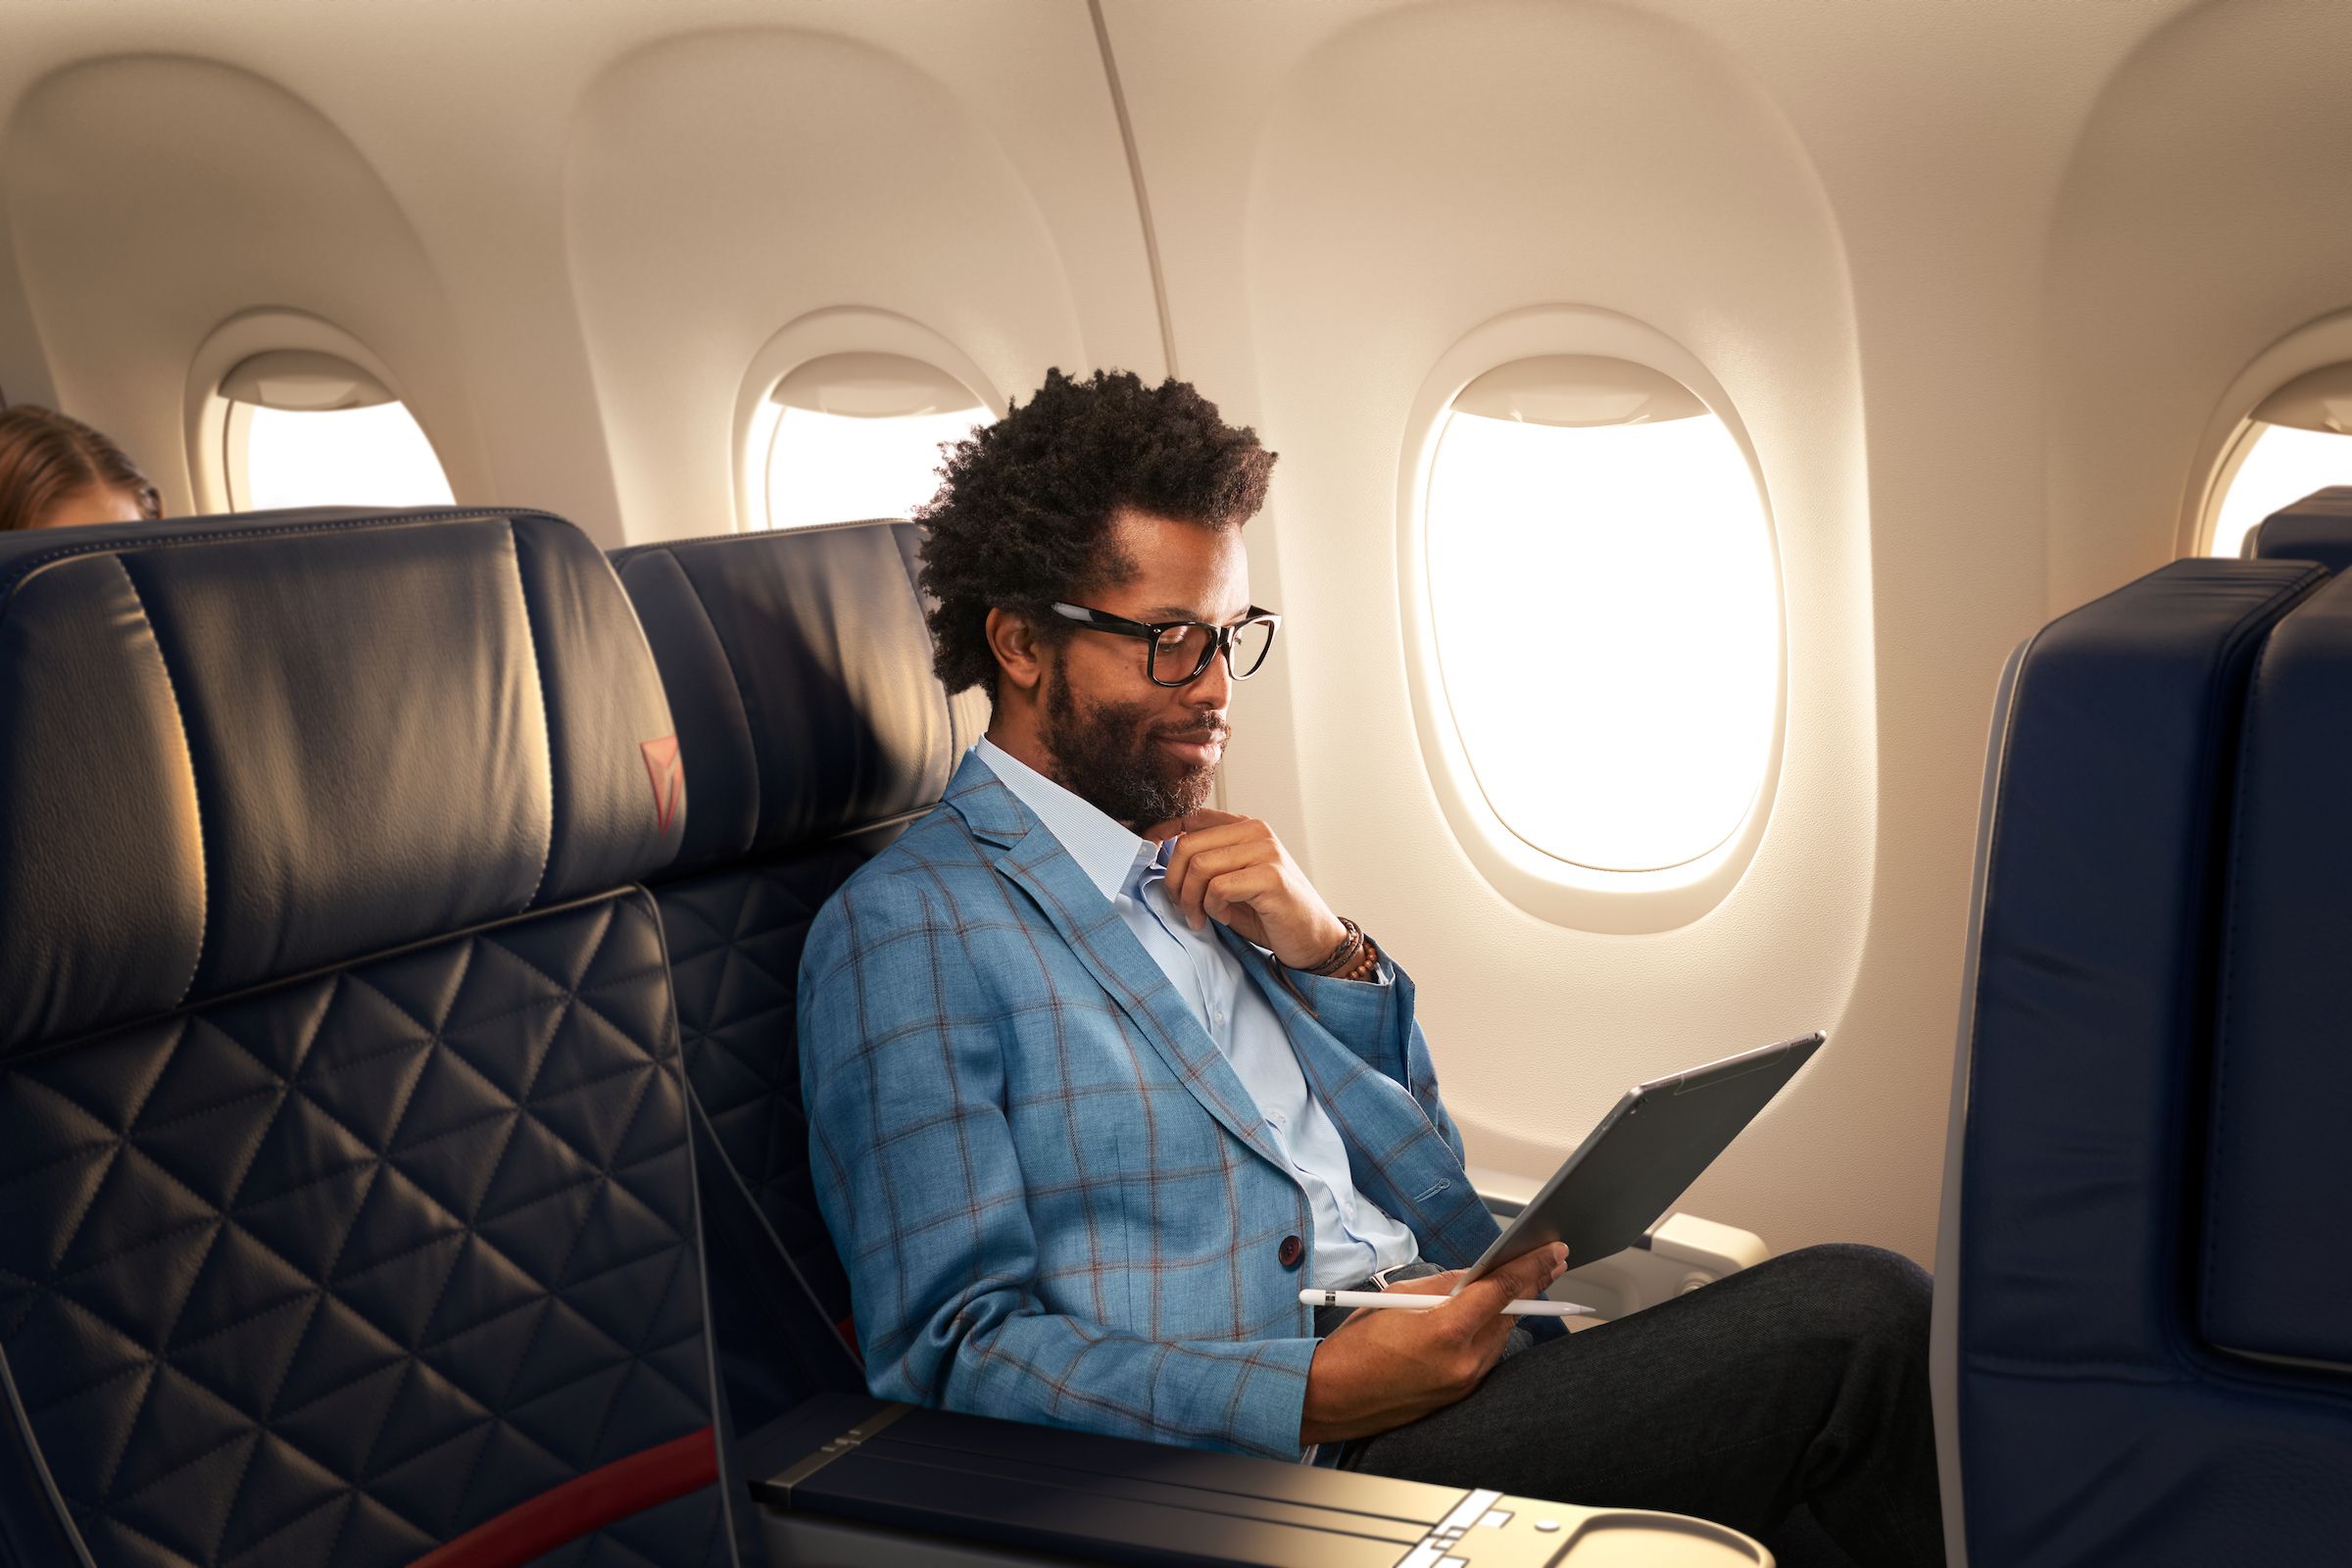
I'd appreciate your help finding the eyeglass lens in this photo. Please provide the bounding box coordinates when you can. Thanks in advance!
[1149,619,1275,684]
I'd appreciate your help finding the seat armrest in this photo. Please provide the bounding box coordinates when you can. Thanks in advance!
[1641,1211,1771,1276]
[750,1395,1773,1566]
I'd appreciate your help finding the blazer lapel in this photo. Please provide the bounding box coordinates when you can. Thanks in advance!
[946,756,1288,1169]
[1220,924,1494,1265]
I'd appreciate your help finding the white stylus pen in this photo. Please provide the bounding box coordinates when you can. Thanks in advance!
[1300,1289,1595,1318]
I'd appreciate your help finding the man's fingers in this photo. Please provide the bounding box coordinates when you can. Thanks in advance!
[1164,826,1266,902]
[1199,866,1278,929]
[1453,1244,1569,1316]
[1171,843,1266,920]
[1381,1269,1460,1298]
[1180,849,1261,916]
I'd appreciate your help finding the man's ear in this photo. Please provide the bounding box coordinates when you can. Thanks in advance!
[985,607,1047,695]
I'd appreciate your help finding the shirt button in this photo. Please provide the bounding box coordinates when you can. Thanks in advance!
[1278,1235,1304,1269]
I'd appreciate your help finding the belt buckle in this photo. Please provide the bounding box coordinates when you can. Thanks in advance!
[1367,1266,1396,1292]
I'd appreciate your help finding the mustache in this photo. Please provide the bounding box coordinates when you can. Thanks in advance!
[1150,719,1230,745]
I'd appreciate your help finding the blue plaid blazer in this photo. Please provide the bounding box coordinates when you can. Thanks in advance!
[799,751,1507,1458]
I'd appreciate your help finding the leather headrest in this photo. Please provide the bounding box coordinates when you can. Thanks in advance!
[2245,487,2352,573]
[0,507,683,1051]
[1961,557,2324,1365]
[613,521,987,880]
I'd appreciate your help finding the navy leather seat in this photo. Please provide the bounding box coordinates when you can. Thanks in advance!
[2241,485,2352,571]
[611,521,987,1418]
[1938,557,2352,1566]
[2202,572,2352,1368]
[0,508,748,1566]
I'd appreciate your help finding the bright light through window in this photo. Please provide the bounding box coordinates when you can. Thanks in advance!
[1426,408,1780,872]
[765,407,990,531]
[238,403,456,512]
[2209,423,2352,557]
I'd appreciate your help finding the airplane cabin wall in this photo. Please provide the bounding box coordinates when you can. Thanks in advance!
[5,0,2342,1269]
[3,56,494,518]
[2046,0,2352,609]
[0,2,1163,545]
[562,19,1163,545]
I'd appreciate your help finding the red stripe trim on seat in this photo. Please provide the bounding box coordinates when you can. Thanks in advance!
[409,1426,716,1568]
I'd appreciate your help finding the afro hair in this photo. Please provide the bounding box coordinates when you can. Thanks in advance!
[914,368,1277,698]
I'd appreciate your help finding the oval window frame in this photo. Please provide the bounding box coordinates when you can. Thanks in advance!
[1397,306,1788,935]
[2185,308,2352,558]
[732,308,1002,535]
[184,309,453,514]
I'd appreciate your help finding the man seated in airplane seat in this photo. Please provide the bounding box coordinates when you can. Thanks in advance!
[798,368,1942,1568]
[0,403,163,530]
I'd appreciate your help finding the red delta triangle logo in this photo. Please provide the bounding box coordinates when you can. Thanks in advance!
[641,735,683,835]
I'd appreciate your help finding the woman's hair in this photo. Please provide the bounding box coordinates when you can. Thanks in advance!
[0,404,164,531]
[915,368,1277,699]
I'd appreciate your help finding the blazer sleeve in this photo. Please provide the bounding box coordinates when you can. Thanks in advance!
[799,870,1321,1459]
[1279,953,1468,1164]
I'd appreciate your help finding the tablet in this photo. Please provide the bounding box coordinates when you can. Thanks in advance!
[1451,1031,1826,1293]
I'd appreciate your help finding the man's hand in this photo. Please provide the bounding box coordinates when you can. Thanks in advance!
[1298,1244,1570,1446]
[1148,809,1348,971]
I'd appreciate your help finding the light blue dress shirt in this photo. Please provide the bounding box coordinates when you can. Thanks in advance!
[975,738,1419,1288]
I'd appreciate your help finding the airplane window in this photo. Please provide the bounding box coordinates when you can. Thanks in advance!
[762,352,990,530]
[220,351,455,512]
[2208,365,2352,556]
[1425,356,1780,874]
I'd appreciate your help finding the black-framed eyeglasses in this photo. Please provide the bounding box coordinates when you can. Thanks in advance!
[1049,601,1282,687]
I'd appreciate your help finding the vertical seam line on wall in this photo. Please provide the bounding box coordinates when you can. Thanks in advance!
[1089,0,1179,380]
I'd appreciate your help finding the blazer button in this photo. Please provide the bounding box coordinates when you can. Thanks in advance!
[1278,1235,1304,1269]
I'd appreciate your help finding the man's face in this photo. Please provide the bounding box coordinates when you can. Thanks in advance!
[1040,510,1250,831]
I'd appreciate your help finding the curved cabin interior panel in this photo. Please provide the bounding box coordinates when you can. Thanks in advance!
[3,3,2350,1566]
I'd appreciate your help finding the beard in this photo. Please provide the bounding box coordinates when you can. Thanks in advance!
[1041,650,1225,830]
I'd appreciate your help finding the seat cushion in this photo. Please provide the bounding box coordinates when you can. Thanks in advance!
[0,888,729,1568]
[2203,570,2352,1367]
[661,840,891,1328]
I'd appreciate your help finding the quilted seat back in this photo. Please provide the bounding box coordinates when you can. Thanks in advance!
[612,522,984,1383]
[0,509,738,1567]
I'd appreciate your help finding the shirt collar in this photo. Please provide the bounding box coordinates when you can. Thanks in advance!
[973,737,1161,904]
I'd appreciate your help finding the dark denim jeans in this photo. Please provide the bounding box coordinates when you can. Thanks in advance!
[1328,1244,1943,1568]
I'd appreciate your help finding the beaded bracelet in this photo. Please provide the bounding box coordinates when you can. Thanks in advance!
[1331,937,1382,984]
